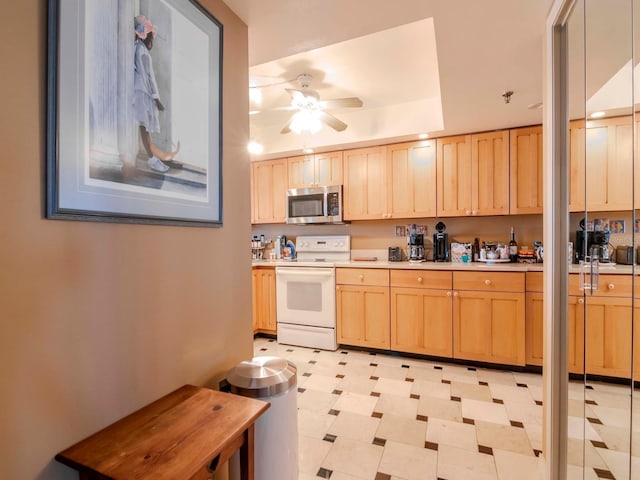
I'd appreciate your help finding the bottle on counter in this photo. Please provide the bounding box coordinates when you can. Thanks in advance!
[473,238,480,262]
[509,227,518,262]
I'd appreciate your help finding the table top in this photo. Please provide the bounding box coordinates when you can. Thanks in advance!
[56,384,270,480]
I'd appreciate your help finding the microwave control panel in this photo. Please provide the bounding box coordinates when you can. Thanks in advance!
[327,192,340,216]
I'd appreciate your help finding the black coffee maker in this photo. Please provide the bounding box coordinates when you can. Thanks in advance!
[433,221,450,262]
[575,219,611,263]
[408,224,425,262]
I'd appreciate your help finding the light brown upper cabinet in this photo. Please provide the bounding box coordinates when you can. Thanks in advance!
[386,140,437,219]
[569,116,634,212]
[343,146,388,220]
[287,151,343,189]
[510,126,543,214]
[251,158,287,224]
[437,131,509,217]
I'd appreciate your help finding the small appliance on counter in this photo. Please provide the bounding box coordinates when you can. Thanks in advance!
[388,246,402,262]
[408,224,425,262]
[575,218,612,263]
[616,245,635,265]
[433,221,450,262]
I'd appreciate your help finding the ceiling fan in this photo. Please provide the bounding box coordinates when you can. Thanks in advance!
[280,74,363,134]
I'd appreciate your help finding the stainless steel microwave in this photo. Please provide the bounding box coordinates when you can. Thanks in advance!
[286,185,343,224]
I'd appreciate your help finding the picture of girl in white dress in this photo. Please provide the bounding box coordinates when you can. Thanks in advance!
[133,15,178,173]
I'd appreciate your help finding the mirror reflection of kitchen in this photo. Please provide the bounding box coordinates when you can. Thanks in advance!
[566,0,637,477]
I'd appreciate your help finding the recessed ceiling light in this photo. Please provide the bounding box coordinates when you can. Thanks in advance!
[590,111,606,118]
[418,133,429,139]
[248,141,264,154]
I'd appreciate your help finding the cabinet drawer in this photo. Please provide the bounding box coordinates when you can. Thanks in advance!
[569,273,632,297]
[526,272,543,292]
[336,268,389,286]
[390,270,452,289]
[453,271,524,292]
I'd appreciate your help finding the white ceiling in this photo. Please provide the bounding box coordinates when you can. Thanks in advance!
[224,0,553,159]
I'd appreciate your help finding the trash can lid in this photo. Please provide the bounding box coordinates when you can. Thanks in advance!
[226,356,297,398]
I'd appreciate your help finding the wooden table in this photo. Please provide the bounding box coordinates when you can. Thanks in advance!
[55,384,270,480]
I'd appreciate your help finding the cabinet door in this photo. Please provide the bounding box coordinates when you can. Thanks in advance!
[568,121,585,212]
[390,287,452,357]
[314,151,343,186]
[287,155,315,188]
[252,159,287,224]
[578,296,633,378]
[471,130,510,215]
[343,147,388,220]
[569,116,634,212]
[510,126,543,214]
[436,135,473,216]
[386,140,437,219]
[252,268,277,333]
[336,284,389,349]
[525,292,544,366]
[453,290,525,365]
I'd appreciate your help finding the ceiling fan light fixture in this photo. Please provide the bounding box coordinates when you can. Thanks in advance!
[290,109,323,134]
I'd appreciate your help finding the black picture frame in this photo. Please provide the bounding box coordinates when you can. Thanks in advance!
[47,0,223,227]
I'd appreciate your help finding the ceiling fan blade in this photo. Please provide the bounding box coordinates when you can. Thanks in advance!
[320,97,363,109]
[280,113,295,134]
[318,111,347,132]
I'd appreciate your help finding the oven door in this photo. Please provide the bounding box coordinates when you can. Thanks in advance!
[275,266,335,328]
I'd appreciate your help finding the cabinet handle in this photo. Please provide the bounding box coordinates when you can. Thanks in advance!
[472,210,478,215]
[417,277,423,283]
[485,279,492,286]
[447,291,452,297]
[608,283,614,290]
[578,298,584,304]
[453,291,459,297]
[336,286,340,290]
[465,210,471,215]
[359,274,364,281]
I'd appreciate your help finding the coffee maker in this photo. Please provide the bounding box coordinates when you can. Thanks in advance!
[408,224,425,262]
[575,221,611,263]
[433,221,450,262]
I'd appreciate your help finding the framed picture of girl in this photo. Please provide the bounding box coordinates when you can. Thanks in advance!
[46,0,222,226]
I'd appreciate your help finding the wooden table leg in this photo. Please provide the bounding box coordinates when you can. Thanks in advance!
[239,424,255,480]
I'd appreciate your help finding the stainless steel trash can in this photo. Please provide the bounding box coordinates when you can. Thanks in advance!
[226,356,298,480]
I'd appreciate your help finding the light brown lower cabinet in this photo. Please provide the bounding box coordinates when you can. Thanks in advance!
[452,272,526,366]
[252,267,277,334]
[336,268,390,349]
[390,270,453,357]
[527,273,640,378]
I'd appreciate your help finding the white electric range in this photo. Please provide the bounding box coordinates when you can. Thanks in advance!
[275,235,350,351]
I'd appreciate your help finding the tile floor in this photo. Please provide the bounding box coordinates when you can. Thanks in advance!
[253,337,640,480]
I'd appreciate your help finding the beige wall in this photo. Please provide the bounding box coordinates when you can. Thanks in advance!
[0,2,251,479]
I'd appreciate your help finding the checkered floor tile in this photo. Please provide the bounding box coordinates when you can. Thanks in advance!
[254,337,637,479]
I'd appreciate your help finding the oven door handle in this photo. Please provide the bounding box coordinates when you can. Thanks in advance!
[276,267,335,277]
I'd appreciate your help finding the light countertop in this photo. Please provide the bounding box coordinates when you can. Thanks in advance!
[252,259,640,274]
